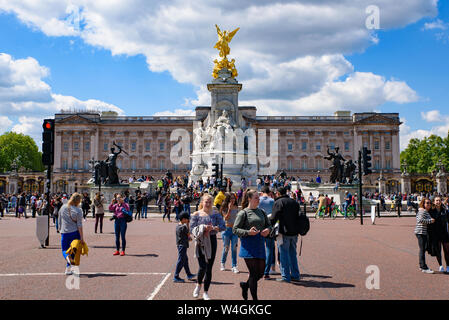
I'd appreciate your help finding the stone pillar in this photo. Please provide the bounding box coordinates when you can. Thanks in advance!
[380,134,385,170]
[392,131,400,170]
[54,132,62,172]
[8,175,19,194]
[378,171,386,194]
[80,132,84,170]
[436,172,447,195]
[401,174,411,194]
[68,132,73,170]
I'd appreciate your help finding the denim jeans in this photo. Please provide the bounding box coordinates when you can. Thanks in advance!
[141,206,147,218]
[174,245,192,278]
[221,227,238,267]
[278,235,300,281]
[114,217,127,251]
[61,230,80,267]
[264,237,275,275]
[183,203,191,216]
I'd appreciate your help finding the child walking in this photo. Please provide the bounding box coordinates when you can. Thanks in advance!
[173,211,197,282]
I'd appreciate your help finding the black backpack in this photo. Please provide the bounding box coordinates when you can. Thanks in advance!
[297,211,310,236]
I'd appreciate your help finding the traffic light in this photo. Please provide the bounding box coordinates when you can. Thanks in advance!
[212,163,219,180]
[42,119,55,166]
[362,147,372,175]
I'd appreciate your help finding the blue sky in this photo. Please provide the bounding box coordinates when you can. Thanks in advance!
[0,0,448,150]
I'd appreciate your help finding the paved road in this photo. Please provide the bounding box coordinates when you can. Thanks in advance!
[0,214,447,300]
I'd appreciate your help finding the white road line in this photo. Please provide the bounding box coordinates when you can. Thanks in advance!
[0,272,167,277]
[146,273,171,300]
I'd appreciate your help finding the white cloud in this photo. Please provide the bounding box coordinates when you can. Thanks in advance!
[0,0,437,114]
[242,72,419,116]
[421,109,444,122]
[423,19,448,30]
[0,115,13,134]
[401,113,449,150]
[152,108,195,117]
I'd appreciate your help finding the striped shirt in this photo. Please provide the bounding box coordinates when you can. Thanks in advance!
[414,208,433,235]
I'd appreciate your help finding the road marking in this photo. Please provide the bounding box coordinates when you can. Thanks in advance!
[146,273,171,300]
[0,272,167,277]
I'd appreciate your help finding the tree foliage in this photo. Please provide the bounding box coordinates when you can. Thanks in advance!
[400,133,449,174]
[0,132,44,173]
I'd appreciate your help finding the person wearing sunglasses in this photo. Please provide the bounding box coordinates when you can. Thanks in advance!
[414,198,436,273]
[429,197,449,272]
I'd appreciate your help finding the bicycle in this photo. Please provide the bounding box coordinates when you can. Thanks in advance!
[331,204,356,220]
[315,206,329,219]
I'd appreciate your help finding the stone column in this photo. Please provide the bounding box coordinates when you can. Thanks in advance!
[436,172,447,195]
[378,171,386,194]
[80,132,84,170]
[68,132,73,170]
[54,132,62,172]
[392,131,400,170]
[380,134,385,170]
[401,173,411,194]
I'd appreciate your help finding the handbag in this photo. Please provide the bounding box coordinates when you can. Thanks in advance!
[122,207,133,223]
[269,221,279,239]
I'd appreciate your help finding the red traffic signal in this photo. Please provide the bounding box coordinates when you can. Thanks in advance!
[43,120,53,131]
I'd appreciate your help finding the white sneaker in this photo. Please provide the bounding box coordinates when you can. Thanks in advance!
[220,263,225,271]
[65,267,72,275]
[193,285,201,298]
[203,292,211,300]
[232,267,239,274]
[439,266,445,272]
[421,268,434,274]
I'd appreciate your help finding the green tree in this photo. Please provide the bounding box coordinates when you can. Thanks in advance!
[400,132,449,173]
[0,132,44,173]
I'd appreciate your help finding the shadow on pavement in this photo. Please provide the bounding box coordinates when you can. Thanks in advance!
[125,253,159,257]
[291,279,354,288]
[210,281,234,285]
[80,273,127,278]
[300,274,332,279]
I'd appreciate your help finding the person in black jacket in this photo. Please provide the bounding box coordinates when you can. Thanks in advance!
[81,193,91,220]
[429,196,449,273]
[270,187,301,283]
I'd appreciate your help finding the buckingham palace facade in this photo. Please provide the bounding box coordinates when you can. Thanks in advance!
[48,108,402,194]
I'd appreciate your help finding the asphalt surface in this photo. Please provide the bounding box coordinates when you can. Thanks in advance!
[0,213,447,300]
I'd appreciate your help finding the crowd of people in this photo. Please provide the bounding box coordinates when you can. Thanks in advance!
[3,171,449,300]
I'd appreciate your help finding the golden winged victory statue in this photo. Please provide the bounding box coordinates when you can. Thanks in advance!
[212,25,239,79]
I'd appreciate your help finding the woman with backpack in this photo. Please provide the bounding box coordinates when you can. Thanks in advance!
[109,194,130,256]
[233,189,272,300]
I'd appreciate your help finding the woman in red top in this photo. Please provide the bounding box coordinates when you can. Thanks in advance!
[109,194,130,256]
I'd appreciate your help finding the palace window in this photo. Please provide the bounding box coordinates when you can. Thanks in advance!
[344,142,350,151]
[146,142,151,152]
[160,142,165,151]
[74,142,79,151]
[302,159,308,170]
[131,159,136,170]
[288,142,293,151]
[316,142,321,151]
[374,140,380,150]
[63,142,69,151]
[160,160,165,170]
[62,160,68,170]
[316,159,322,170]
[386,160,391,170]
[131,142,137,152]
[85,142,90,151]
[145,160,150,170]
[385,141,391,150]
[329,142,335,150]
[302,142,307,151]
[73,159,79,170]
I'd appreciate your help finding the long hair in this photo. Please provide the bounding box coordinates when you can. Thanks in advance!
[419,197,432,210]
[199,194,213,211]
[241,189,257,209]
[68,193,82,207]
[220,192,237,215]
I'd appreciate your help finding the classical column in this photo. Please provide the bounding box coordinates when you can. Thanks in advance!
[80,132,84,170]
[392,131,400,170]
[68,132,73,170]
[54,132,62,172]
[380,134,385,170]
[90,129,97,160]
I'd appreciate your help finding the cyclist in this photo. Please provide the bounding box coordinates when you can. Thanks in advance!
[343,191,352,219]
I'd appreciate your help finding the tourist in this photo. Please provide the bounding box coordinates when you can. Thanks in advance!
[93,193,105,234]
[429,197,449,272]
[219,193,240,273]
[174,195,182,221]
[233,189,271,300]
[214,188,226,210]
[182,192,192,216]
[141,192,149,219]
[129,195,135,216]
[109,194,130,256]
[271,186,301,283]
[414,198,436,273]
[343,191,352,219]
[135,193,143,220]
[173,211,196,283]
[258,186,276,279]
[190,194,226,300]
[163,193,172,222]
[53,196,63,233]
[81,193,91,221]
[58,193,84,275]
